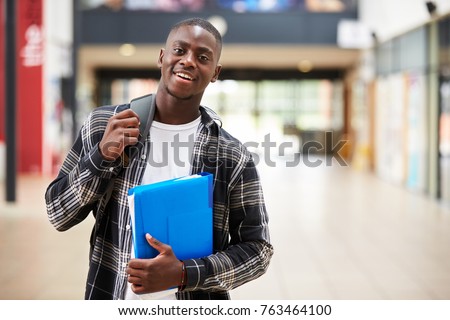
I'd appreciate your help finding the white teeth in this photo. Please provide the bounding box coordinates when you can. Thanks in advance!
[176,72,193,80]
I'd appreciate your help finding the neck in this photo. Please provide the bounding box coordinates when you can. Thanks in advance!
[154,92,202,125]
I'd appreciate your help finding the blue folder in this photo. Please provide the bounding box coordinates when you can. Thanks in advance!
[128,172,213,260]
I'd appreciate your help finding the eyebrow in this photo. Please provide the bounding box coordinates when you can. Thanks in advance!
[172,40,215,56]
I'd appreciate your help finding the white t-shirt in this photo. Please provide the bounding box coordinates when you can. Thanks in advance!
[124,115,201,300]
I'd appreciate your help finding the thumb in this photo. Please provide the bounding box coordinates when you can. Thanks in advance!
[145,233,170,255]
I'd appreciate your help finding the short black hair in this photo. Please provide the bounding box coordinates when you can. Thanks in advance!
[170,18,223,54]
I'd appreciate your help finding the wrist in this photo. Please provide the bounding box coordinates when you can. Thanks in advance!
[178,260,186,291]
[98,142,116,161]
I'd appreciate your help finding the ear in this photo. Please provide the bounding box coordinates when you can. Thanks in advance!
[210,64,222,83]
[157,48,165,68]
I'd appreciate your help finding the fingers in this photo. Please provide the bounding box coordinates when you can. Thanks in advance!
[122,128,141,144]
[127,259,145,270]
[131,284,145,294]
[145,233,172,255]
[127,274,142,285]
[109,110,140,135]
[126,261,152,294]
[99,109,142,160]
[126,235,180,293]
[115,108,139,120]
[127,273,145,294]
[126,262,144,289]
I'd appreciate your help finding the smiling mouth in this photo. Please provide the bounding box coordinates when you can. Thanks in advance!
[175,72,194,81]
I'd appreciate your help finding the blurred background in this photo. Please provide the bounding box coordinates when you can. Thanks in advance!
[1,0,450,300]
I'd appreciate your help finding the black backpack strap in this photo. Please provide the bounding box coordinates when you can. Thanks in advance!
[121,93,156,165]
[91,94,156,253]
[102,94,155,215]
[130,93,156,141]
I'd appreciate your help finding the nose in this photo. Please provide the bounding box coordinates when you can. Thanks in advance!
[180,51,195,68]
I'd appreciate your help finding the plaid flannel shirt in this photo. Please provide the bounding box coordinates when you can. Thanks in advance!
[45,101,273,300]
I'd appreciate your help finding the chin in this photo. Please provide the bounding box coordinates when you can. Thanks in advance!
[166,86,194,101]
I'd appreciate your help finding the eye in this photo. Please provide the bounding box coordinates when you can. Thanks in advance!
[199,55,210,62]
[173,47,184,55]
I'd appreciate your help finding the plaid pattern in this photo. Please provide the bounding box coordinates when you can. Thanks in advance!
[45,101,273,300]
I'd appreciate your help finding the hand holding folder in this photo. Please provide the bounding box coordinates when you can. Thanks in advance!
[128,172,213,261]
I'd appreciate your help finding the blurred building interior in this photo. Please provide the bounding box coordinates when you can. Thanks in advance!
[2,0,450,203]
[1,0,450,300]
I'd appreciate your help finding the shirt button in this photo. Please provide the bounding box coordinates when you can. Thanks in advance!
[141,154,146,160]
[109,167,114,172]
[126,225,131,230]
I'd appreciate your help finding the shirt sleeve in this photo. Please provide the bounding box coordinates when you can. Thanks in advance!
[182,157,273,292]
[45,110,122,232]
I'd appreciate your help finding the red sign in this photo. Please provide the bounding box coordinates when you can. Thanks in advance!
[17,0,44,173]
[0,0,4,142]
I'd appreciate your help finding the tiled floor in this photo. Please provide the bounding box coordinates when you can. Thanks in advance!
[1,157,450,300]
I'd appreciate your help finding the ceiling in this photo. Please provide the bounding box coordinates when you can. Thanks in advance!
[78,44,361,84]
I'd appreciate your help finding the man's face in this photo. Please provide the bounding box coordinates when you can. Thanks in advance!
[158,25,222,101]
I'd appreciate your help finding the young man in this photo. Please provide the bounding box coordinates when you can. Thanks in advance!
[45,18,273,300]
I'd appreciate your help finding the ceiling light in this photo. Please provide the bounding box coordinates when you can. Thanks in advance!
[207,15,228,37]
[297,60,313,73]
[119,43,136,57]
